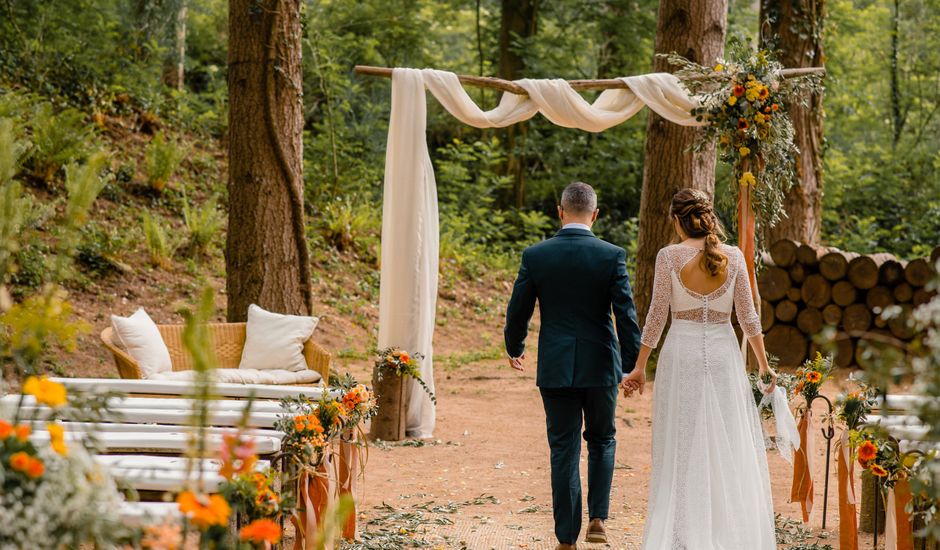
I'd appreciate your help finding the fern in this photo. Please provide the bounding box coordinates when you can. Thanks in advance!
[64,152,109,229]
[182,194,224,258]
[25,103,94,184]
[144,131,186,192]
[0,118,29,284]
[142,212,177,269]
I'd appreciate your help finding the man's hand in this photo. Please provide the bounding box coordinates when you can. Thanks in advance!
[621,367,646,397]
[508,353,526,372]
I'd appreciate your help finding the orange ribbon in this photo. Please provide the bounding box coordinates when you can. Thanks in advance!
[338,433,361,540]
[836,430,859,550]
[791,407,814,523]
[292,454,338,550]
[738,180,759,306]
[886,477,915,550]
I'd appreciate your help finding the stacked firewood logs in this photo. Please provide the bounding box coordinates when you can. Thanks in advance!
[756,240,939,368]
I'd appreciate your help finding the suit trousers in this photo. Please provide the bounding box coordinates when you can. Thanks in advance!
[539,384,618,544]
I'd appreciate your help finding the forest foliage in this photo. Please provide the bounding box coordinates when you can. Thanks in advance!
[0,0,938,286]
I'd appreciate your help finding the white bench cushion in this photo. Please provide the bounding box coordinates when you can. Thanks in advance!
[149,368,321,385]
[119,502,181,525]
[110,308,173,378]
[238,304,318,372]
[52,377,330,400]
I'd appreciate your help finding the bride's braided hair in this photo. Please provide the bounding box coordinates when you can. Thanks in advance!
[670,188,728,277]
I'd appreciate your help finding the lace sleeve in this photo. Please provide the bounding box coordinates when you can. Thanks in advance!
[640,247,672,348]
[733,248,763,338]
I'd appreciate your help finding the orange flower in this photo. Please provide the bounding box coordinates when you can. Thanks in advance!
[399,352,410,364]
[737,118,749,130]
[858,440,878,462]
[26,457,45,478]
[758,87,770,100]
[870,464,888,477]
[14,424,31,442]
[794,381,805,394]
[9,451,30,472]
[0,420,12,439]
[239,518,282,544]
[806,371,822,384]
[858,457,871,469]
[177,492,231,529]
[732,84,745,97]
[771,103,780,111]
[23,376,68,408]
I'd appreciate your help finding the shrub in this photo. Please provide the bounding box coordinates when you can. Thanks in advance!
[317,199,380,256]
[24,103,94,185]
[144,131,187,192]
[142,212,177,269]
[182,194,224,259]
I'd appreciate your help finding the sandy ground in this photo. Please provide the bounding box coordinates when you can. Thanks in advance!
[340,355,880,550]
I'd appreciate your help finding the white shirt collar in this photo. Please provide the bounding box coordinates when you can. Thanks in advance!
[562,222,592,232]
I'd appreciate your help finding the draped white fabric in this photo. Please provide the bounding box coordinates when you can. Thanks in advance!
[379,68,705,437]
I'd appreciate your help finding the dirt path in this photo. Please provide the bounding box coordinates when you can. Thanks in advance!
[342,355,874,550]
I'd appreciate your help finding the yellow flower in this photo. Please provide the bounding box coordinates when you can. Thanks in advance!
[746,89,760,102]
[754,112,766,124]
[714,63,724,72]
[727,95,738,106]
[47,423,68,456]
[23,376,68,408]
[738,146,751,157]
[738,172,756,187]
[870,464,888,477]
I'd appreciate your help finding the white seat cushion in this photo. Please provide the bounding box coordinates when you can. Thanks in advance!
[111,308,173,378]
[150,368,321,385]
[238,304,318,372]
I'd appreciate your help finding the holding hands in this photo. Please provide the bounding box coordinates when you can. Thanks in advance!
[621,364,646,397]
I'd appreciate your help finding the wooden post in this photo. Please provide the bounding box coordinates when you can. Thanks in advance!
[370,370,411,441]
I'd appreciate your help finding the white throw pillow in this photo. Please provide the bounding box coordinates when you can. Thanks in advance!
[110,308,173,379]
[238,304,318,373]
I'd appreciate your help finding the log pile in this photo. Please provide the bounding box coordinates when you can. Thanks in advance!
[756,240,939,368]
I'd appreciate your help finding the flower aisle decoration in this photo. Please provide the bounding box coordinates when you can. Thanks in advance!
[666,46,824,298]
[372,347,434,442]
[834,381,878,550]
[789,352,835,523]
[794,352,834,402]
[374,347,436,404]
[275,385,377,547]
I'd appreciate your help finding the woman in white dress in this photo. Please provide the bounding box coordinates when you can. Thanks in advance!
[621,189,778,549]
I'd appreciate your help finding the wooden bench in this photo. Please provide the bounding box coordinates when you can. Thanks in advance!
[100,322,331,383]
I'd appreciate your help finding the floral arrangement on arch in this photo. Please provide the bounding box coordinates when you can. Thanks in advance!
[665,45,823,235]
[374,347,436,404]
[793,352,833,402]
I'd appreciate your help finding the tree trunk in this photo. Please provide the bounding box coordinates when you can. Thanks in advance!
[163,0,187,90]
[498,0,538,207]
[890,0,904,145]
[635,0,727,323]
[226,0,312,320]
[759,0,825,246]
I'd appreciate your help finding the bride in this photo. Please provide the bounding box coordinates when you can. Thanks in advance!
[622,188,778,549]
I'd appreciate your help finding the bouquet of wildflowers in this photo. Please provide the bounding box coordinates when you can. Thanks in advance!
[794,352,833,402]
[375,347,436,404]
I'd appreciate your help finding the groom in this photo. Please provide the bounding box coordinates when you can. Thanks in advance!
[504,182,641,549]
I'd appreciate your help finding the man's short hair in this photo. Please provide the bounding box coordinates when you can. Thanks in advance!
[560,182,597,215]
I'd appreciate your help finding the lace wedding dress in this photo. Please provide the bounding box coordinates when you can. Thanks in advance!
[639,243,775,550]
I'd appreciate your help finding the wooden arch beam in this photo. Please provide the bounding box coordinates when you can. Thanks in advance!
[353,65,826,95]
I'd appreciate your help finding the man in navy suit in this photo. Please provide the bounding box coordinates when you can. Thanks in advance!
[504,182,641,549]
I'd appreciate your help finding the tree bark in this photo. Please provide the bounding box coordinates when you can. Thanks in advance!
[498,0,538,207]
[163,0,187,90]
[635,0,727,323]
[226,0,312,320]
[759,0,825,245]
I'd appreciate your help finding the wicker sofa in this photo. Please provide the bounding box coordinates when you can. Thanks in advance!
[101,322,330,383]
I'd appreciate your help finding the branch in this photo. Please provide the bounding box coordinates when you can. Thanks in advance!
[353,65,826,95]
